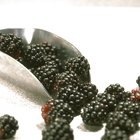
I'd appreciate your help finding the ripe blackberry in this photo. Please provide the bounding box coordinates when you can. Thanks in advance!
[106,111,139,135]
[41,99,74,126]
[53,70,80,92]
[41,42,57,55]
[96,93,117,113]
[23,44,46,68]
[105,83,124,93]
[45,54,62,73]
[56,85,85,115]
[32,63,58,92]
[81,100,108,126]
[64,56,90,82]
[0,33,24,59]
[77,82,98,104]
[42,119,74,140]
[115,101,140,122]
[104,83,125,102]
[101,127,129,140]
[0,114,19,139]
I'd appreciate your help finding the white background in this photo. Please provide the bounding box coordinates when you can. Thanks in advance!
[0,2,140,139]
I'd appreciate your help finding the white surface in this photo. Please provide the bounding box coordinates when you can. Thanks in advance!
[0,4,140,140]
[0,0,140,6]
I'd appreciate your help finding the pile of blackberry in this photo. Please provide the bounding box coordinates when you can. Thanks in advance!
[2,32,140,140]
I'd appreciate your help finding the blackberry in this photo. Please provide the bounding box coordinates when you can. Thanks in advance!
[32,63,58,92]
[42,119,74,140]
[45,54,62,73]
[105,83,124,93]
[115,101,140,122]
[0,33,24,59]
[0,114,19,139]
[96,93,117,113]
[104,83,125,102]
[136,76,140,87]
[131,87,140,101]
[106,111,139,135]
[102,127,129,140]
[121,91,132,101]
[56,85,85,115]
[64,56,90,82]
[23,44,46,68]
[41,99,74,126]
[41,42,57,55]
[77,82,98,104]
[81,100,108,126]
[53,70,80,92]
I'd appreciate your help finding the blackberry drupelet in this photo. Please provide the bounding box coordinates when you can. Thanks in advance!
[41,99,74,126]
[32,63,58,92]
[56,85,85,115]
[106,111,139,135]
[115,101,140,122]
[53,70,80,92]
[77,82,98,104]
[81,100,108,126]
[101,127,129,140]
[0,114,19,139]
[0,33,24,59]
[64,56,90,82]
[42,119,74,140]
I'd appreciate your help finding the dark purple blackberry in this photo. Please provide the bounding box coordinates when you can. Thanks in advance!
[56,85,85,115]
[23,44,46,68]
[0,114,19,139]
[121,91,132,101]
[136,76,140,87]
[105,83,124,93]
[96,93,117,113]
[81,100,108,126]
[101,127,129,140]
[32,63,58,92]
[64,56,90,82]
[41,42,57,55]
[53,70,80,92]
[41,99,74,126]
[106,111,139,135]
[115,101,140,122]
[104,83,125,102]
[45,54,62,73]
[42,119,74,140]
[77,82,98,104]
[0,33,24,59]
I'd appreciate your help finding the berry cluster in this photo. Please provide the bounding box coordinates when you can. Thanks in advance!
[2,32,140,140]
[0,33,24,59]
